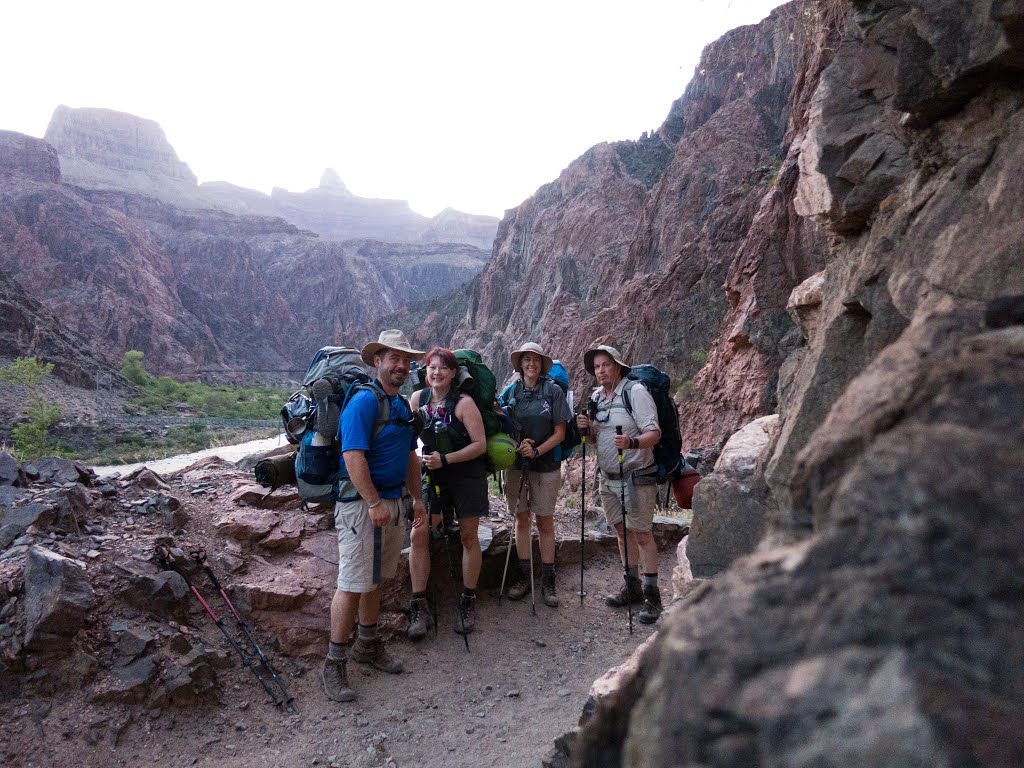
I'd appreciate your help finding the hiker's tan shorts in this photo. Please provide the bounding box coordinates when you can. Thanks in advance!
[599,473,658,533]
[504,467,562,518]
[334,498,404,593]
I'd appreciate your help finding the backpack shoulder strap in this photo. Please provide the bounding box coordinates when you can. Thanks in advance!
[358,381,409,439]
[621,379,638,417]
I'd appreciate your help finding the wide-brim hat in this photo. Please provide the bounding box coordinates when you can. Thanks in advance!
[510,341,553,374]
[583,344,631,376]
[361,329,425,366]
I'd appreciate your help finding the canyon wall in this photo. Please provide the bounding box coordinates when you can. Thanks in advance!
[427,2,827,451]
[570,1,1024,765]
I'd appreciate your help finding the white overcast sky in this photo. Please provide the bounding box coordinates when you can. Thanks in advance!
[2,0,787,218]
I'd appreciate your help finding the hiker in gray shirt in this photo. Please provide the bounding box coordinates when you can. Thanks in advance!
[576,344,664,624]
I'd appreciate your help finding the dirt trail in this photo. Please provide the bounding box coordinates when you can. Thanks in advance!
[0,453,677,768]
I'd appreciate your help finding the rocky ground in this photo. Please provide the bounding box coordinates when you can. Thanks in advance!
[0,449,690,768]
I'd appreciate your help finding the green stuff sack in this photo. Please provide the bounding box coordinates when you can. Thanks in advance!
[486,432,517,471]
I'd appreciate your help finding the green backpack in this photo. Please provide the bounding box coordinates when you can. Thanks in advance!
[413,348,502,437]
[452,349,500,437]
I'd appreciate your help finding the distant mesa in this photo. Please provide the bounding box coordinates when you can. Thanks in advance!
[37,105,498,248]
[318,168,350,193]
[45,105,198,189]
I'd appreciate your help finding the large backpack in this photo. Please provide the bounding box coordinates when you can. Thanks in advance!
[499,360,581,462]
[620,363,684,484]
[280,347,399,506]
[414,349,504,437]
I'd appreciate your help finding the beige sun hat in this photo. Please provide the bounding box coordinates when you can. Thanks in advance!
[583,344,631,376]
[361,329,425,366]
[509,341,553,374]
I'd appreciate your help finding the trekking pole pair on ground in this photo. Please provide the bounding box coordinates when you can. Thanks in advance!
[155,545,296,711]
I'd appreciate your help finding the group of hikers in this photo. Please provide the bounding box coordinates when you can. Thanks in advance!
[321,330,666,703]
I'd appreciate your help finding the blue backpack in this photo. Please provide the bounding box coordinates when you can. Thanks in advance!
[283,347,404,506]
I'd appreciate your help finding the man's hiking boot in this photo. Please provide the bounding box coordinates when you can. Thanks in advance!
[605,576,644,608]
[349,636,403,674]
[505,570,530,601]
[638,585,663,625]
[321,657,356,702]
[455,593,476,634]
[541,572,559,608]
[407,597,432,640]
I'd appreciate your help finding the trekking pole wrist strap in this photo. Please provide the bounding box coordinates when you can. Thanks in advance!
[440,453,449,468]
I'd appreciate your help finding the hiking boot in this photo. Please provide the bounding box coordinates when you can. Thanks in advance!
[638,585,663,625]
[321,657,356,702]
[541,572,559,608]
[349,636,404,674]
[605,576,643,608]
[505,570,531,601]
[407,597,432,640]
[455,593,476,634]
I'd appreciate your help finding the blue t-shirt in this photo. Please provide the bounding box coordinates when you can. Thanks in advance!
[337,387,415,499]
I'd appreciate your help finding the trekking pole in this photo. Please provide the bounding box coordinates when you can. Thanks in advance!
[616,426,634,635]
[498,460,529,605]
[190,548,296,712]
[430,472,469,652]
[578,430,587,605]
[155,546,284,707]
[527,473,536,616]
[424,479,440,637]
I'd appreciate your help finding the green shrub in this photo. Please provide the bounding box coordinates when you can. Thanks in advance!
[0,357,63,460]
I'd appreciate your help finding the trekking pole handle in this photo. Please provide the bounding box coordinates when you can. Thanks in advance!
[616,425,624,462]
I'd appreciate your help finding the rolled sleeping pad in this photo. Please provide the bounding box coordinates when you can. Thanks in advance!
[254,451,298,490]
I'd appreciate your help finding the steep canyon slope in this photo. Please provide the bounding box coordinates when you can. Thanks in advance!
[407,1,830,453]
[570,1,1024,765]
[0,110,493,378]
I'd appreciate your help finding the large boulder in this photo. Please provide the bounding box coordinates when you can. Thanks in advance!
[687,415,778,577]
[23,546,96,651]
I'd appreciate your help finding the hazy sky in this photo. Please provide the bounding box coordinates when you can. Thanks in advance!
[3,0,787,218]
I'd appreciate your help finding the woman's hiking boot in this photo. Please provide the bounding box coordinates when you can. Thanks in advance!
[505,570,531,601]
[349,636,404,674]
[321,657,356,702]
[605,576,644,608]
[407,596,432,640]
[455,593,476,634]
[637,585,663,625]
[541,572,559,608]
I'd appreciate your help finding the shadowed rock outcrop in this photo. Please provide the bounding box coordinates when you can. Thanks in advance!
[569,1,1024,765]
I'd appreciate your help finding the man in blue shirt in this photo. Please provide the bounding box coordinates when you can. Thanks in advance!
[322,330,427,703]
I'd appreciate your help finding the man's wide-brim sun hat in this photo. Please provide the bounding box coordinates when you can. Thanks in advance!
[509,341,553,374]
[361,329,425,366]
[583,344,631,376]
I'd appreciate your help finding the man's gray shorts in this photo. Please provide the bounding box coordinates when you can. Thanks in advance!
[334,498,404,593]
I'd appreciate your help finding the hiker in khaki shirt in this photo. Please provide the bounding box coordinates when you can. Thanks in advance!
[575,344,663,624]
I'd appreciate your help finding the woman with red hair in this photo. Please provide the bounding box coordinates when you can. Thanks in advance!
[407,347,488,638]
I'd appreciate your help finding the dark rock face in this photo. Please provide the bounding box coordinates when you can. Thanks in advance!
[0,131,60,183]
[23,546,96,651]
[571,1,1024,766]
[688,415,777,578]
